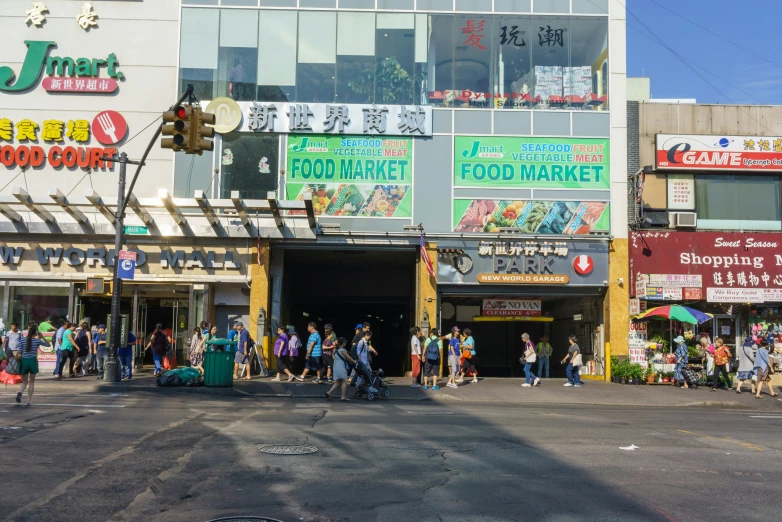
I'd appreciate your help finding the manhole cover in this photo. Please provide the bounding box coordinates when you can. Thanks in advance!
[259,445,317,455]
[208,517,284,522]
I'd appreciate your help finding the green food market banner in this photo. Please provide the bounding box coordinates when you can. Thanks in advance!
[285,135,412,218]
[454,136,610,189]
[453,199,610,234]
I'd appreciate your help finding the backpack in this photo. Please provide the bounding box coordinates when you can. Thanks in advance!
[289,335,301,357]
[425,338,439,360]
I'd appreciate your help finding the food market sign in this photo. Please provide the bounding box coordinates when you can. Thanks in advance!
[285,135,412,219]
[454,137,610,189]
[483,299,542,316]
[437,239,608,286]
[0,41,123,94]
[656,134,782,172]
[630,231,782,302]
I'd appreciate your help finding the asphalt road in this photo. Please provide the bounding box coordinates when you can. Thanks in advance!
[2,389,781,522]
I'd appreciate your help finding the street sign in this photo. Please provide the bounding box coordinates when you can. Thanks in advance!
[86,277,104,293]
[629,298,640,315]
[106,314,129,348]
[573,255,594,275]
[117,250,136,280]
[124,225,148,235]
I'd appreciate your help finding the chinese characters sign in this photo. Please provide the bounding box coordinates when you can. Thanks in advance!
[455,137,610,189]
[628,321,648,369]
[236,102,432,136]
[647,274,703,288]
[667,174,694,209]
[453,199,609,234]
[656,134,782,172]
[630,231,782,302]
[285,135,412,219]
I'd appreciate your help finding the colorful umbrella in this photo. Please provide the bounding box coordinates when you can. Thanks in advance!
[632,305,712,325]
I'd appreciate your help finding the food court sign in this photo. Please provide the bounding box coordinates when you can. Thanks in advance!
[0,40,123,94]
[437,239,608,286]
[285,135,412,218]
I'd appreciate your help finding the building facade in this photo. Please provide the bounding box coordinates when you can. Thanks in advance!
[1,0,627,377]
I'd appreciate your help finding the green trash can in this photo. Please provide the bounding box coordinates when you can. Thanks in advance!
[203,349,234,387]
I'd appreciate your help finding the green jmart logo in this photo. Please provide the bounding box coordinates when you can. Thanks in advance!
[462,140,504,159]
[289,137,328,153]
[0,40,123,94]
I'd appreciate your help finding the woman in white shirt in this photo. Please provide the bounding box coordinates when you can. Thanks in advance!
[410,327,422,388]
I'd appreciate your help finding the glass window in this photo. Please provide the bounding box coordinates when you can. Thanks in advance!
[10,286,69,328]
[695,176,781,224]
[216,10,259,101]
[257,10,297,102]
[570,16,608,110]
[496,15,532,109]
[180,8,219,101]
[375,14,417,105]
[220,133,279,199]
[297,11,337,103]
[530,17,569,108]
[641,173,667,210]
[336,12,376,103]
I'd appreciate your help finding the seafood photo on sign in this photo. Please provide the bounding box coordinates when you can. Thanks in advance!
[359,185,408,217]
[564,202,608,234]
[454,199,500,233]
[516,201,553,233]
[536,201,580,234]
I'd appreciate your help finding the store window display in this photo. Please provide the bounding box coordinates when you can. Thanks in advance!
[9,286,69,328]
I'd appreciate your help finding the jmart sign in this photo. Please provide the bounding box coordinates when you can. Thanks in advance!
[0,41,123,94]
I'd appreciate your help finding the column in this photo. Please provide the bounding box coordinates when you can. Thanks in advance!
[250,239,272,366]
[417,240,439,376]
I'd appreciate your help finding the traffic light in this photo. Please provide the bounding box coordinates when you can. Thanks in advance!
[191,107,216,155]
[161,105,192,152]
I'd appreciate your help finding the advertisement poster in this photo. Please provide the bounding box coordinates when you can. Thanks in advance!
[656,134,782,172]
[453,199,609,234]
[647,274,703,288]
[285,136,412,218]
[667,175,695,209]
[454,136,610,190]
[628,321,648,369]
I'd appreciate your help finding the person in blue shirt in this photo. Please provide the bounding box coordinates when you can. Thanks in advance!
[119,331,136,380]
[446,326,461,389]
[227,321,239,352]
[233,321,251,380]
[299,322,323,383]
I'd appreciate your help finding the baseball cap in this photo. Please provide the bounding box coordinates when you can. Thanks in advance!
[355,323,363,330]
[98,324,106,329]
[235,321,244,327]
[325,324,333,330]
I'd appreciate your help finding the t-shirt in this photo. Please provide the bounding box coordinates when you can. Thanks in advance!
[61,329,75,351]
[308,332,322,357]
[411,335,421,355]
[322,332,336,354]
[22,337,50,359]
[351,332,364,349]
[119,332,136,356]
[55,326,65,350]
[568,343,580,362]
[228,329,238,341]
[714,346,731,366]
[274,333,289,356]
[4,331,21,351]
[37,321,53,333]
[449,337,461,359]
[95,332,108,353]
[237,328,250,354]
[357,338,370,364]
[462,336,474,358]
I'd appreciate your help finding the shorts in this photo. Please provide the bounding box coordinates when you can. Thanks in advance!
[424,359,439,377]
[448,355,459,374]
[275,355,287,372]
[20,358,39,375]
[234,351,249,364]
[305,356,322,371]
[322,352,334,368]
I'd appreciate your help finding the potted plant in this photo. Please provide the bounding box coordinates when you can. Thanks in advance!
[629,363,644,385]
[645,367,656,384]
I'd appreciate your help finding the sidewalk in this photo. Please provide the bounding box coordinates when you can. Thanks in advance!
[11,371,782,410]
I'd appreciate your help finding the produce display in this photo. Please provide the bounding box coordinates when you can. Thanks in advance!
[454,200,503,233]
[454,199,609,234]
[485,200,528,233]
[326,184,365,216]
[517,201,553,233]
[358,185,407,217]
[291,184,329,216]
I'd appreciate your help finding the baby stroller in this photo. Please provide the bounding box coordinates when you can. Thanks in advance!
[353,361,390,401]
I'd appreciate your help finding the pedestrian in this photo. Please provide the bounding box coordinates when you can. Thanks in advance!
[89,322,98,373]
[16,322,50,406]
[521,333,539,387]
[37,316,54,333]
[205,325,218,347]
[347,323,368,385]
[120,330,136,380]
[200,321,209,337]
[189,327,205,375]
[460,328,478,384]
[271,326,294,382]
[446,326,461,389]
[288,326,302,377]
[299,322,323,383]
[4,321,22,359]
[56,321,77,379]
[74,321,92,376]
[410,326,422,388]
[562,335,582,387]
[325,337,356,401]
[711,337,733,391]
[536,335,552,378]
[754,340,778,399]
[233,321,251,380]
[701,336,715,382]
[672,335,688,388]
[94,324,109,380]
[354,329,375,390]
[735,337,757,395]
[322,324,337,384]
[422,328,441,390]
[144,323,171,376]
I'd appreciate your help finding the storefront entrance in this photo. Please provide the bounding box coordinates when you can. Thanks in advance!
[280,248,416,376]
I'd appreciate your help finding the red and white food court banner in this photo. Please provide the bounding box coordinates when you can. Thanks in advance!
[656,134,782,172]
[630,231,782,303]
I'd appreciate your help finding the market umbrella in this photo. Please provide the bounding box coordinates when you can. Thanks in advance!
[632,305,712,325]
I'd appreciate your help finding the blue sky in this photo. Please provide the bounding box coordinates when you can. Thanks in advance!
[626,0,782,105]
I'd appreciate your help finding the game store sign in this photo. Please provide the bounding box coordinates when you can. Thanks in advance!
[437,239,608,286]
[285,135,412,218]
[0,41,123,94]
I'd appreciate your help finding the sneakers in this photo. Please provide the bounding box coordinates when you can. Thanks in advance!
[313,378,322,384]
[432,385,440,390]
[411,383,421,388]
[574,384,582,387]
[471,379,478,383]
[295,375,304,382]
[15,392,22,403]
[455,378,464,383]
[563,383,574,387]
[271,377,281,382]
[533,377,540,386]
[423,385,429,390]
[521,383,531,387]
[446,382,458,389]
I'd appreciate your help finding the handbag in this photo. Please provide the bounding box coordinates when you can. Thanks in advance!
[6,355,21,375]
[524,347,536,363]
[572,354,583,366]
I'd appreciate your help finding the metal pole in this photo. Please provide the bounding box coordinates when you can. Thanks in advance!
[104,152,127,383]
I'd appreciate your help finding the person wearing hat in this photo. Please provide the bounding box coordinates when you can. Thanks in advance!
[348,323,370,385]
[536,335,553,379]
[321,324,337,384]
[233,321,251,381]
[673,335,689,388]
[94,324,109,380]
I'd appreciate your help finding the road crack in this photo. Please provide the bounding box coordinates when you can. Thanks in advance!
[312,409,328,427]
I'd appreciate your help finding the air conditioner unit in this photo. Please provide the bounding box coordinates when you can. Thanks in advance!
[669,212,697,228]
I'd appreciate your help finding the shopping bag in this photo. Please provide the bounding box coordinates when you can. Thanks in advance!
[6,357,21,375]
[162,355,171,370]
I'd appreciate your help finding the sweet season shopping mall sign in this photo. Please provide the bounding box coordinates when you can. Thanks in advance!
[0,41,123,94]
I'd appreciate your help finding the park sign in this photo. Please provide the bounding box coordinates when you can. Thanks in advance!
[285,135,412,219]
[454,136,610,190]
[0,41,123,94]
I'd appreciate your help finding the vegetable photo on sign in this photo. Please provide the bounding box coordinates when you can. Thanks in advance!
[453,200,610,235]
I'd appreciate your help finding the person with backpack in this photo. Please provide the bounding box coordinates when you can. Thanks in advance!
[272,325,294,382]
[288,326,303,380]
[16,322,50,405]
[410,326,422,388]
[325,337,356,401]
[74,321,92,376]
[144,324,171,377]
[460,328,478,384]
[422,329,442,390]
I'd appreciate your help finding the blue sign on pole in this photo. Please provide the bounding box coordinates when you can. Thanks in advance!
[117,250,136,280]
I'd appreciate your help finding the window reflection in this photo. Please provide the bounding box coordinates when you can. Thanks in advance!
[220,133,279,199]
